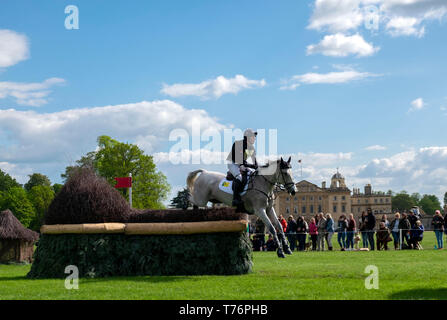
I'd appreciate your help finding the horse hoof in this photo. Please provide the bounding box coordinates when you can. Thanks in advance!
[284,248,293,255]
[277,250,286,258]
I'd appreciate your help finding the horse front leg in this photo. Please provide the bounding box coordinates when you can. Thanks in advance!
[255,207,285,258]
[267,206,292,255]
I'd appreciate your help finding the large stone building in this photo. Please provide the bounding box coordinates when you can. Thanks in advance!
[273,170,392,220]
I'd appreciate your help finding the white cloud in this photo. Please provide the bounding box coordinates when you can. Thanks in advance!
[280,67,380,90]
[161,75,266,99]
[365,145,387,151]
[307,0,447,39]
[0,100,228,163]
[409,97,425,112]
[307,33,379,57]
[0,78,66,107]
[0,29,29,68]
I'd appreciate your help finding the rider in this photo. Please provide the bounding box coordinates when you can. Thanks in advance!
[226,128,258,208]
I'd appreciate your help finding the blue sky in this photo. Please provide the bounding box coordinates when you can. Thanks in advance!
[0,0,446,203]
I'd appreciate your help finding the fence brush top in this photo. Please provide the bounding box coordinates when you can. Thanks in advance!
[44,168,131,225]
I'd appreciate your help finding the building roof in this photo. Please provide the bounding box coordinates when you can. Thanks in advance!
[332,172,344,180]
[0,209,39,242]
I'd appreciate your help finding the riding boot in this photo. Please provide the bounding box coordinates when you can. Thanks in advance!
[232,179,243,208]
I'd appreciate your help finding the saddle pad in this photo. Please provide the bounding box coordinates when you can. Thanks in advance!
[218,179,248,196]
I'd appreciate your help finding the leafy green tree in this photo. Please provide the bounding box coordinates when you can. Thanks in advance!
[0,169,21,192]
[170,188,190,209]
[0,187,36,228]
[27,185,55,230]
[410,192,421,205]
[24,173,51,192]
[419,194,442,215]
[52,183,63,194]
[392,191,417,212]
[62,135,171,209]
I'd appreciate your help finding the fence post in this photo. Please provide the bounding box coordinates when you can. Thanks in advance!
[399,229,402,250]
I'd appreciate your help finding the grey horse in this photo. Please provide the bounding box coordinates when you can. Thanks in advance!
[186,157,297,258]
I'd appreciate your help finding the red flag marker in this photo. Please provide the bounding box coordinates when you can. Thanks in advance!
[114,177,132,188]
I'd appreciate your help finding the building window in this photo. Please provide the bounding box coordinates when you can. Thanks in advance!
[358,208,360,213]
[374,199,378,203]
[319,196,322,201]
[302,206,306,214]
[318,205,322,212]
[302,196,306,201]
[334,196,337,201]
[294,196,298,201]
[310,205,314,214]
[333,205,337,213]
[310,196,313,201]
[386,198,389,203]
[342,196,346,200]
[358,199,360,204]
[380,198,383,203]
[342,205,346,212]
[286,207,290,214]
[365,200,369,204]
[286,197,290,201]
[294,207,298,214]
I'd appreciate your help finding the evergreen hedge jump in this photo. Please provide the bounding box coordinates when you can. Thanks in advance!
[27,168,253,278]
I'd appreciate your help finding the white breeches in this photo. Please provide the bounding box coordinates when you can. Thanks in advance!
[227,163,242,181]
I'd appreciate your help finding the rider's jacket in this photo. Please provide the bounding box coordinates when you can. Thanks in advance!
[226,137,257,167]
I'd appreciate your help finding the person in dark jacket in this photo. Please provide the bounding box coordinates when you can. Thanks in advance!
[265,234,278,251]
[346,213,356,250]
[254,217,266,251]
[366,208,376,250]
[337,214,348,250]
[296,216,308,251]
[399,212,411,248]
[432,210,444,249]
[408,220,424,250]
[359,211,369,248]
[286,215,297,251]
[389,212,401,250]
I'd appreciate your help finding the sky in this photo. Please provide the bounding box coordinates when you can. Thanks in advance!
[0,0,446,204]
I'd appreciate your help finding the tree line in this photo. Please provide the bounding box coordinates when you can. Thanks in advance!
[0,135,170,231]
[391,190,445,215]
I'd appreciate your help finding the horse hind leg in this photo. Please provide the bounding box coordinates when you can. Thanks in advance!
[267,207,292,255]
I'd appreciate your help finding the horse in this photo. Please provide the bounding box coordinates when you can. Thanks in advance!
[186,157,297,258]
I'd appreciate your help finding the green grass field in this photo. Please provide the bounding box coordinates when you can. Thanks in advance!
[1,232,446,300]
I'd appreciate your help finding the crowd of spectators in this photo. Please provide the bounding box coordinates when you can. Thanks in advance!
[249,207,447,252]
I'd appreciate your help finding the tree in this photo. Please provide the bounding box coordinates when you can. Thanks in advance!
[61,151,96,182]
[24,173,51,192]
[392,191,416,212]
[0,187,36,228]
[27,185,55,230]
[52,183,63,194]
[410,192,421,205]
[419,194,442,215]
[170,188,190,209]
[62,135,171,209]
[0,169,21,192]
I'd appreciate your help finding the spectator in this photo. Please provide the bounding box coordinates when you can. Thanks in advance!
[254,218,266,250]
[278,215,287,233]
[376,222,391,250]
[296,216,308,251]
[337,214,348,251]
[265,234,278,251]
[399,212,411,248]
[251,234,263,251]
[381,214,390,228]
[409,220,424,250]
[432,210,444,249]
[389,212,401,250]
[325,213,335,251]
[408,210,418,230]
[286,215,297,251]
[359,211,369,249]
[308,217,318,251]
[346,213,356,251]
[366,208,376,251]
[317,212,327,251]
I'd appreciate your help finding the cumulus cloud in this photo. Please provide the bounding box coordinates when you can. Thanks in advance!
[280,67,380,90]
[409,97,425,112]
[307,33,379,57]
[161,75,266,99]
[365,145,387,151]
[0,77,66,107]
[0,29,29,68]
[307,0,447,41]
[0,100,228,163]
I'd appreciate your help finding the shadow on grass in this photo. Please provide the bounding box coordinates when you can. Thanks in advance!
[389,288,447,300]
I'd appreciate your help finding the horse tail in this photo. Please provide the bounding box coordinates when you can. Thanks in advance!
[186,169,203,196]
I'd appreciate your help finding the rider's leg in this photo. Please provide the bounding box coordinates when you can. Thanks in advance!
[227,163,244,207]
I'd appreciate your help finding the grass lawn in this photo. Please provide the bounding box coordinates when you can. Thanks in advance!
[1,232,446,300]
